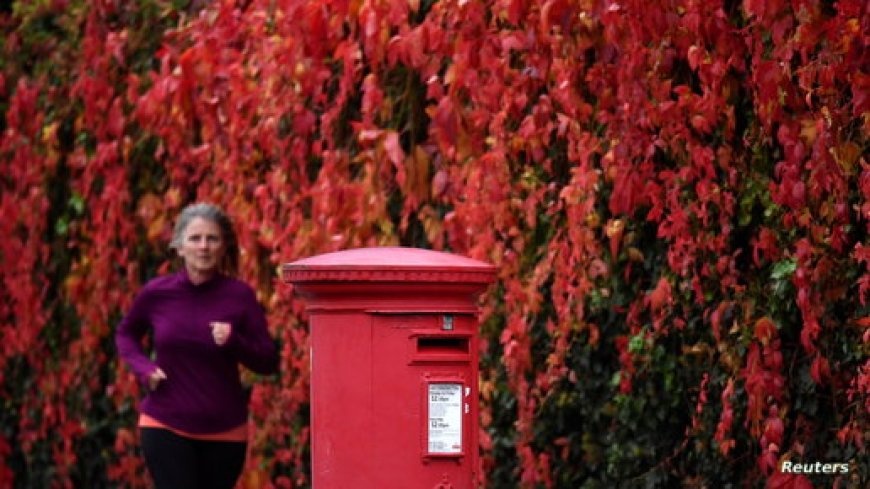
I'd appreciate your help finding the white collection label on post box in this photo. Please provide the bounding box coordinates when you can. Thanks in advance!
[427,383,463,454]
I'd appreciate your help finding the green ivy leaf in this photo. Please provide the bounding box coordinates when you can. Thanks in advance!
[771,258,797,280]
[68,193,84,215]
[54,217,68,236]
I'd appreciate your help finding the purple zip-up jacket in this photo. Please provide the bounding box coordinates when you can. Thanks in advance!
[115,270,278,434]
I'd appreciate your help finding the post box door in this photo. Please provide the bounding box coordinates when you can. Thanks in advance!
[370,313,478,489]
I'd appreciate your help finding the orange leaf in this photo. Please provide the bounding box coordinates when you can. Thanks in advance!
[754,317,777,345]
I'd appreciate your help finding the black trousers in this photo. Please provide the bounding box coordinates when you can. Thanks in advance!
[140,427,247,489]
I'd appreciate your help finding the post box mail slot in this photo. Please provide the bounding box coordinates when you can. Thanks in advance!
[283,247,495,489]
[417,336,469,354]
[412,330,472,364]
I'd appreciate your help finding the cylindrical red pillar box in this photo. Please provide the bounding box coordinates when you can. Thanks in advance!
[283,247,496,489]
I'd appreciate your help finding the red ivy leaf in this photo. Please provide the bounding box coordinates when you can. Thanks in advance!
[761,408,784,447]
[757,447,779,476]
[384,131,405,167]
[754,317,777,345]
[766,473,813,489]
[810,354,831,384]
[106,97,125,139]
[361,74,383,127]
[648,277,672,314]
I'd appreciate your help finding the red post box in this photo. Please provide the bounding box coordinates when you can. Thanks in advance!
[283,247,496,488]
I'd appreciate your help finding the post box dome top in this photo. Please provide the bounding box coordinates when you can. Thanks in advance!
[282,247,496,284]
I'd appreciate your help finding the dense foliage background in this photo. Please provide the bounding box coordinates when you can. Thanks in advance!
[1,0,867,487]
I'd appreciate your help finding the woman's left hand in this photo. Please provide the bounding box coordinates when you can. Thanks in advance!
[209,321,232,346]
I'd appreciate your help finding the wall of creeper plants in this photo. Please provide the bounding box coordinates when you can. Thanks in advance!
[0,0,867,487]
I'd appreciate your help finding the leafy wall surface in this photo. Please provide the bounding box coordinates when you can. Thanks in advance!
[0,0,867,487]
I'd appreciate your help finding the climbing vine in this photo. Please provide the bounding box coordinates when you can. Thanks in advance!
[1,0,866,487]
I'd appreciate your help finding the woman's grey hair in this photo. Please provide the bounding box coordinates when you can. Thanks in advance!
[170,202,240,275]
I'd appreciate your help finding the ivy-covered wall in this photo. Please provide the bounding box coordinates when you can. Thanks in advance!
[1,0,867,487]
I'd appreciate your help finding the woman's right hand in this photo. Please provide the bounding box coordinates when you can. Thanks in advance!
[148,367,167,391]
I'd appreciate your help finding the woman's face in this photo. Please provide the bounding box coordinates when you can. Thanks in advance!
[177,217,225,278]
